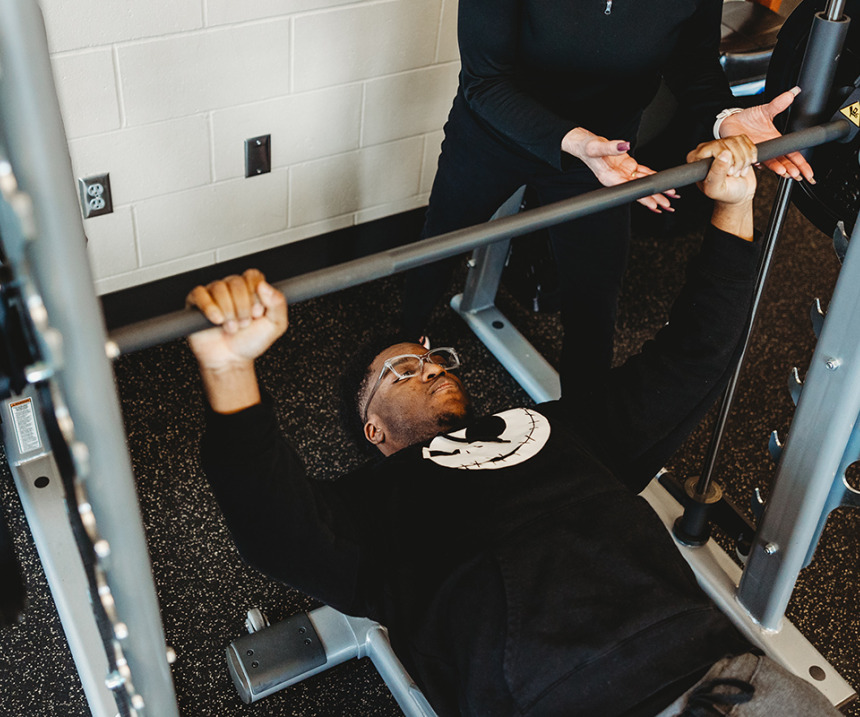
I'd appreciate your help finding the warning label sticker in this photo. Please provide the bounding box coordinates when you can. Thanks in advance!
[10,398,42,454]
[840,101,860,127]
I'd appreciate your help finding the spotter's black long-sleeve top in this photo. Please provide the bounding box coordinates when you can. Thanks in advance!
[456,0,734,169]
[202,225,761,716]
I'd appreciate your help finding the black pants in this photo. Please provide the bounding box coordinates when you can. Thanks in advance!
[402,95,632,389]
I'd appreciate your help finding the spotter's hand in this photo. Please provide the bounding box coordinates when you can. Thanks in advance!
[562,127,679,213]
[718,87,815,183]
[186,269,288,369]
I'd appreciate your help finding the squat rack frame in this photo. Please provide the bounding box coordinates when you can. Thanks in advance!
[0,0,857,714]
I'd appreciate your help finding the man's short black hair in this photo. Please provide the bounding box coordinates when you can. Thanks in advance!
[337,330,413,451]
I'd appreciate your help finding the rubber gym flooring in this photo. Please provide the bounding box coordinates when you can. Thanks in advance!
[0,170,858,716]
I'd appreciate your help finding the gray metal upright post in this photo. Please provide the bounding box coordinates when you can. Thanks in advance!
[451,186,563,402]
[738,206,860,630]
[0,1,179,714]
[790,0,851,135]
[731,0,854,631]
[457,187,526,314]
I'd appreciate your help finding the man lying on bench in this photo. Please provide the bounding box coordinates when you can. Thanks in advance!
[186,137,839,716]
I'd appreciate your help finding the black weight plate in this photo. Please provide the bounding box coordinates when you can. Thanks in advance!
[0,505,25,626]
[766,0,860,237]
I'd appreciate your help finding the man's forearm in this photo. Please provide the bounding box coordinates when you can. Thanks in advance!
[199,361,261,414]
[711,200,754,242]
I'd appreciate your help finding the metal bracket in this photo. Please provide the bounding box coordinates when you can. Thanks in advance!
[841,484,860,509]
[833,221,849,263]
[811,298,826,339]
[788,367,803,405]
[452,186,561,403]
[768,430,784,463]
[226,605,438,717]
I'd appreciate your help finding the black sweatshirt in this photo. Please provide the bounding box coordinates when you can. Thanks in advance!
[457,0,734,169]
[202,226,761,716]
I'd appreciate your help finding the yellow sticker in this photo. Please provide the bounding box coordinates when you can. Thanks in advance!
[840,101,860,127]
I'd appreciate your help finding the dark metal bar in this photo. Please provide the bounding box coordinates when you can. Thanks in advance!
[108,121,852,355]
[694,176,795,496]
[790,9,851,134]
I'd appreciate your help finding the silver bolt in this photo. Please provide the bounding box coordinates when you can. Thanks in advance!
[105,670,125,690]
[825,358,840,371]
[25,361,53,384]
[166,646,177,664]
[72,441,91,478]
[466,258,476,268]
[93,539,111,559]
[763,542,778,555]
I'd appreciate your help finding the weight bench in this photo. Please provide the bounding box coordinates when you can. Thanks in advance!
[226,605,437,717]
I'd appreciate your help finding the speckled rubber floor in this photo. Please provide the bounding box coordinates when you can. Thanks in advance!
[0,171,857,716]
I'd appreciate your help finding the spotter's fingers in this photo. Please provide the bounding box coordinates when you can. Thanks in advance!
[584,137,632,158]
[651,191,675,212]
[785,151,815,183]
[763,157,790,178]
[635,165,680,200]
[763,87,801,120]
[764,152,814,183]
[636,192,674,214]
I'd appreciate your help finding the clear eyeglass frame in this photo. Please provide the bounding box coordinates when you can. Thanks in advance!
[361,347,461,423]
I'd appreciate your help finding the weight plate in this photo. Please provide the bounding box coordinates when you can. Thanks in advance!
[766,0,860,236]
[0,505,25,626]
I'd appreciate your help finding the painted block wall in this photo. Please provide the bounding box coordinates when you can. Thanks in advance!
[41,0,460,294]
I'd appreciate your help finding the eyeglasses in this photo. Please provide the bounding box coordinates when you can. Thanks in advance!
[361,347,461,423]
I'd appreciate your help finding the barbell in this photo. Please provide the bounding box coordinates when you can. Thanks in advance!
[107,118,855,356]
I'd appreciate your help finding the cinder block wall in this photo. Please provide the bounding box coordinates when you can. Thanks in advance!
[41,0,459,294]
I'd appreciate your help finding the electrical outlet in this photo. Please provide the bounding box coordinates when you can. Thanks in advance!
[78,173,113,218]
[245,135,271,177]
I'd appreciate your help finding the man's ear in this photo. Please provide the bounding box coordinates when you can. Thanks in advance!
[364,419,385,447]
